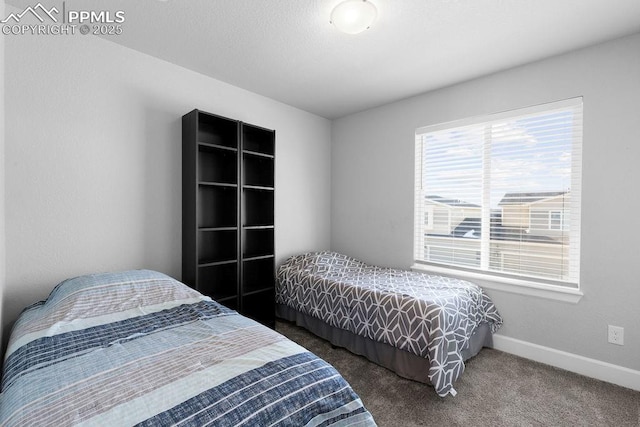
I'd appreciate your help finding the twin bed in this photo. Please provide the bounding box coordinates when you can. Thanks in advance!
[0,270,375,426]
[276,251,503,397]
[0,251,502,425]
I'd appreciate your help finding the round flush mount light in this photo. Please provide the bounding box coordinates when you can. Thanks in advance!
[330,0,378,34]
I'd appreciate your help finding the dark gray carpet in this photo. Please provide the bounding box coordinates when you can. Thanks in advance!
[276,320,640,427]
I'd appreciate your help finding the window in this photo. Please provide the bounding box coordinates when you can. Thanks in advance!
[549,211,563,230]
[414,98,582,288]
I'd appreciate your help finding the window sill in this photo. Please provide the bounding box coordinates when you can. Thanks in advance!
[410,264,583,304]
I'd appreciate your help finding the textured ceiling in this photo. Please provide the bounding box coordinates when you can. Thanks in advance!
[7,0,640,118]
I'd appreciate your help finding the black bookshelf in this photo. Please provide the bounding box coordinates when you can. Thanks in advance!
[182,110,275,327]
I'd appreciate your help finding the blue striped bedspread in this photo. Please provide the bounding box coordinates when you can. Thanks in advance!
[0,270,376,426]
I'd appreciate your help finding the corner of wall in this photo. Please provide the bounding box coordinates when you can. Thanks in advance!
[0,0,6,350]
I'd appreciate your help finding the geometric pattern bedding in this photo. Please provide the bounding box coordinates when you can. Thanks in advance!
[0,269,376,426]
[276,252,503,397]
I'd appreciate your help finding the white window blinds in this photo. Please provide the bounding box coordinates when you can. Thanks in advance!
[414,98,583,287]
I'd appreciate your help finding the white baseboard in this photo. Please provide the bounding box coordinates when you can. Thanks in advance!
[492,334,640,392]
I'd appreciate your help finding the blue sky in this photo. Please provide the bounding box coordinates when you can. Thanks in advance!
[422,110,576,208]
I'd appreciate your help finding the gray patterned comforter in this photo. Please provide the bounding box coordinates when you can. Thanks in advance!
[276,252,503,397]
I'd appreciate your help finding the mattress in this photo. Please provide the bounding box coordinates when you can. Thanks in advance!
[276,251,503,397]
[0,269,376,426]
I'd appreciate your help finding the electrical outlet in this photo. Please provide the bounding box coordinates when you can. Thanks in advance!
[608,325,624,346]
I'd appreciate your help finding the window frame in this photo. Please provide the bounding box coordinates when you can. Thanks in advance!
[413,98,583,302]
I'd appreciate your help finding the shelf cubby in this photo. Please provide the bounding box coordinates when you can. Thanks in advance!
[197,185,237,229]
[198,145,237,185]
[242,257,275,294]
[198,262,238,301]
[197,113,238,148]
[216,296,239,311]
[243,188,274,227]
[242,124,275,156]
[243,228,274,259]
[197,230,237,265]
[241,289,275,326]
[243,153,274,188]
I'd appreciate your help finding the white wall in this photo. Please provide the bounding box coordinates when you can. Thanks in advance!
[3,32,331,337]
[331,33,640,372]
[0,0,6,346]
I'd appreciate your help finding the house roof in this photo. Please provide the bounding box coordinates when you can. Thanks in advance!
[498,191,567,206]
[426,195,480,208]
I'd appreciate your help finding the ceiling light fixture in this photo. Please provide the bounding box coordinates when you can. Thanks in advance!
[330,0,377,34]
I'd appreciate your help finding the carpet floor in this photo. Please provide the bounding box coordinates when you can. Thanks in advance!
[276,320,640,427]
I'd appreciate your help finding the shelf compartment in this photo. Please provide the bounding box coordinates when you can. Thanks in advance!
[198,113,238,148]
[198,230,237,265]
[243,154,274,188]
[198,185,237,229]
[243,188,274,227]
[216,296,239,311]
[242,257,275,294]
[241,288,275,326]
[242,228,274,259]
[198,145,237,184]
[198,262,238,301]
[242,124,274,156]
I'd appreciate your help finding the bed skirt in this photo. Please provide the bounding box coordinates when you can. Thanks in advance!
[276,303,493,385]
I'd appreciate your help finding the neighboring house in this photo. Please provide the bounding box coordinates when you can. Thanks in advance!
[499,191,569,243]
[423,195,480,236]
[421,192,571,279]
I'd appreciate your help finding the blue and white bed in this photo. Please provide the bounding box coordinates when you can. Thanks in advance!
[0,269,376,426]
